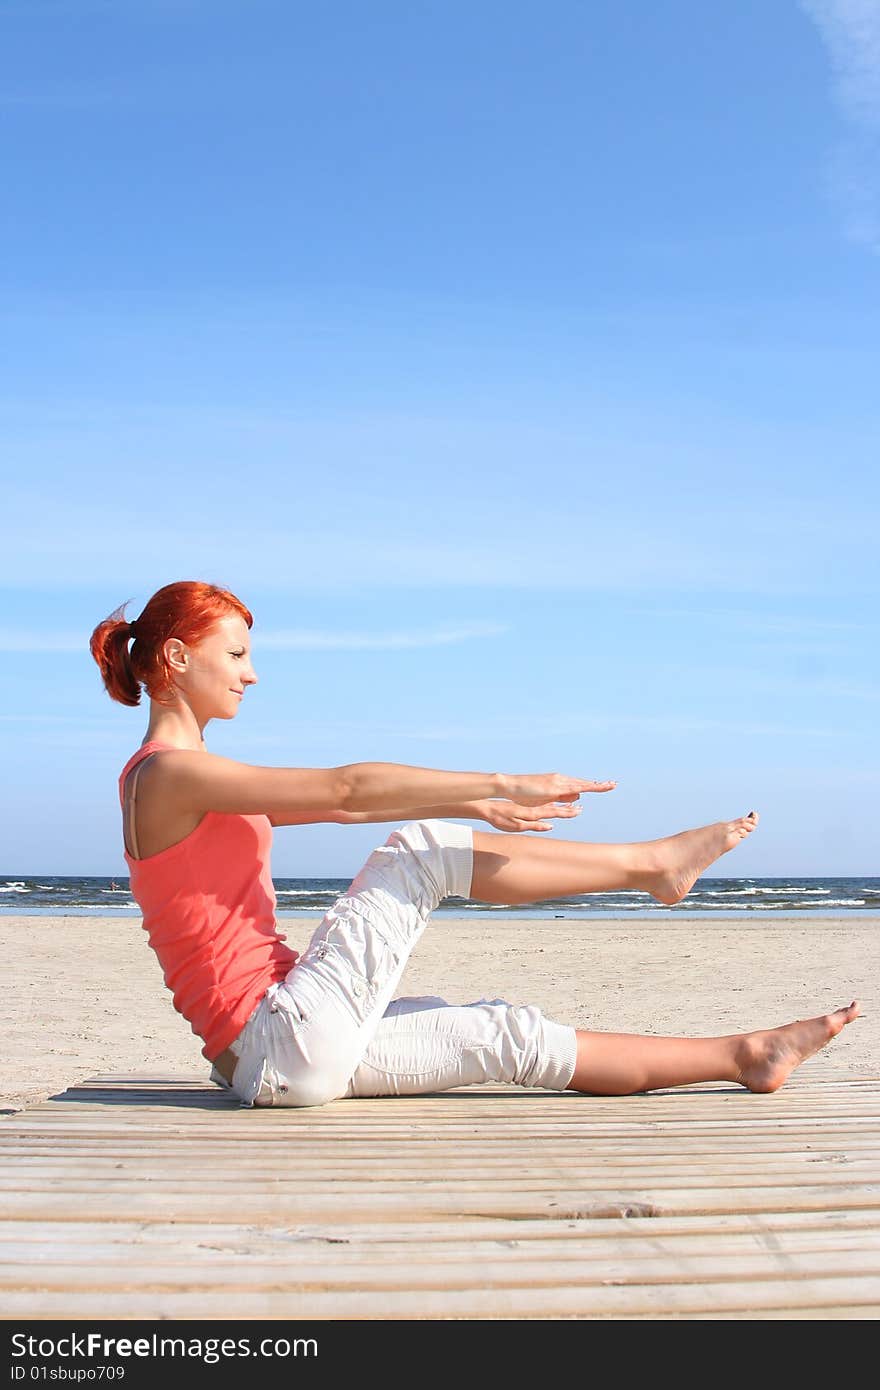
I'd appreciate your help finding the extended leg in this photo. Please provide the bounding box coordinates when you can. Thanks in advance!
[339,995,861,1100]
[470,811,759,905]
[565,1003,861,1095]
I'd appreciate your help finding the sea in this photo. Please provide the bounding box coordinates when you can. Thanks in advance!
[1,874,878,919]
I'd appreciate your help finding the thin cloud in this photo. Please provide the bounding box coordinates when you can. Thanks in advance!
[812,677,880,700]
[623,606,876,635]
[235,711,839,743]
[0,714,107,723]
[256,622,509,651]
[802,0,880,249]
[398,713,838,742]
[0,631,86,653]
[803,0,880,127]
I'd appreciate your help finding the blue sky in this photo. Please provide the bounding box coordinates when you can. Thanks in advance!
[1,1,877,878]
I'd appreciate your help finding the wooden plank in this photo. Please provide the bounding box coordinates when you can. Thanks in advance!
[3,1231,880,1270]
[3,1247,880,1291]
[3,1241,880,1282]
[23,1104,866,1124]
[6,1145,878,1167]
[3,1184,880,1222]
[3,1166,878,1193]
[6,1133,880,1155]
[682,1308,880,1320]
[2,1276,879,1319]
[4,1208,880,1244]
[4,1125,880,1149]
[3,1147,877,1172]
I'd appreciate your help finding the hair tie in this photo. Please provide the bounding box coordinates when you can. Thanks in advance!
[128,620,138,639]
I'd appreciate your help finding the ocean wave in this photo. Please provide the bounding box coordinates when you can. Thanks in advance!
[699,887,830,897]
[686,897,866,910]
[595,891,652,898]
[808,898,865,907]
[275,888,338,897]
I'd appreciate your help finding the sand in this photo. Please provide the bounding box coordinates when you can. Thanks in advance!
[2,913,876,1112]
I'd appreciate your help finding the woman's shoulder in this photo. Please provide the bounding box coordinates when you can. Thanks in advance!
[133,746,279,819]
[127,743,231,794]
[125,745,339,821]
[122,744,275,859]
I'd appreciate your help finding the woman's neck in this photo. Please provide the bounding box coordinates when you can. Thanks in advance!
[144,703,207,752]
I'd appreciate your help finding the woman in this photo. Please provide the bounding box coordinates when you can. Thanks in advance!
[89,580,859,1109]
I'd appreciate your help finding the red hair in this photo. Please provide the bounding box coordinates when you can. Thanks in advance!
[89,580,253,708]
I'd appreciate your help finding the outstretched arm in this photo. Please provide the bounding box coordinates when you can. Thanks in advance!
[268,800,489,828]
[160,751,610,823]
[271,794,607,831]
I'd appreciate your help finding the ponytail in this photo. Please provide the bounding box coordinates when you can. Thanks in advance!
[88,602,142,707]
[89,580,253,708]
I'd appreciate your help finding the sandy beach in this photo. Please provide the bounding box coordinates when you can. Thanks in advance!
[2,913,876,1113]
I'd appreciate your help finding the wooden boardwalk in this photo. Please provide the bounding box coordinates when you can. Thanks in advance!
[2,1066,879,1319]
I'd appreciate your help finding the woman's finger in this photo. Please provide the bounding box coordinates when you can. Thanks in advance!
[531,802,581,818]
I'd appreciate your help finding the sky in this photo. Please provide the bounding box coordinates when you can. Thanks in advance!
[1,0,878,879]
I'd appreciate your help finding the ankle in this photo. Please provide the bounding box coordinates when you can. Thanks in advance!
[631,839,666,891]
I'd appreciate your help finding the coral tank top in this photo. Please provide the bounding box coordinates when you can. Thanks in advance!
[118,741,299,1061]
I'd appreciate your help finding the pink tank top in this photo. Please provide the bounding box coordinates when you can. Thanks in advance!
[118,741,299,1061]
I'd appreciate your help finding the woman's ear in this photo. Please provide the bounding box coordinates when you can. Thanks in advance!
[164,638,188,672]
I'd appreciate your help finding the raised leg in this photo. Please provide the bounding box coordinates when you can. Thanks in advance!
[470,811,760,905]
[565,1002,861,1095]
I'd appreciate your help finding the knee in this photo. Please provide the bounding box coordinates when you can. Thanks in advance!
[276,1064,351,1109]
[391,818,440,851]
[389,819,473,904]
[265,1018,355,1109]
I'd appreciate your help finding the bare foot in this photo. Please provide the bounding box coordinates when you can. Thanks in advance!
[644,811,759,905]
[734,1002,861,1093]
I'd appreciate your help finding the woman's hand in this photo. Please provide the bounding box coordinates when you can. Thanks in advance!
[478,798,588,833]
[499,773,617,806]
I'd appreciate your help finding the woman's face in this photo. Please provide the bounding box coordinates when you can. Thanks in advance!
[170,613,258,720]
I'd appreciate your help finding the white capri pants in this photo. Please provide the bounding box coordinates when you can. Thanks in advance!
[218,820,579,1108]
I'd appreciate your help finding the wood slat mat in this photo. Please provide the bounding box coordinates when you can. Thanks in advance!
[2,1067,879,1320]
